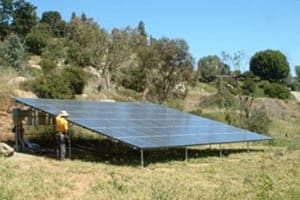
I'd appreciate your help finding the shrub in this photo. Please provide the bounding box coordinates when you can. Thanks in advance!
[164,98,184,110]
[25,59,80,99]
[242,78,257,95]
[116,66,146,92]
[290,81,300,91]
[263,82,290,99]
[1,34,24,68]
[28,75,74,99]
[225,108,271,134]
[62,66,86,94]
[25,29,48,55]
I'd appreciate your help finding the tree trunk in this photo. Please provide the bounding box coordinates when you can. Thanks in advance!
[104,66,111,98]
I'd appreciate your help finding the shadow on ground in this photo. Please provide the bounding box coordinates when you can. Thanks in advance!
[23,137,266,167]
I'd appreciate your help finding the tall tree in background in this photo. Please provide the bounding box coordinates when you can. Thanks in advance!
[40,10,66,37]
[0,0,14,39]
[295,65,300,81]
[11,0,37,37]
[91,27,132,98]
[197,55,229,82]
[140,37,194,103]
[2,33,24,68]
[250,50,290,82]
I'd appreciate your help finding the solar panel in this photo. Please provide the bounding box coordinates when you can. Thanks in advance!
[14,97,272,149]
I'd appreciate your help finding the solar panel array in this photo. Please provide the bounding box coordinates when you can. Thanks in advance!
[14,97,272,149]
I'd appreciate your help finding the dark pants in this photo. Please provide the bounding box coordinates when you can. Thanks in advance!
[56,132,66,160]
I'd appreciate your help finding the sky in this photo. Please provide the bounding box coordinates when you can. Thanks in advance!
[29,0,300,75]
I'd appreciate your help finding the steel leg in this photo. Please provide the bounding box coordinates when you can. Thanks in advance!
[219,144,222,157]
[185,148,188,161]
[141,149,144,168]
[247,142,250,153]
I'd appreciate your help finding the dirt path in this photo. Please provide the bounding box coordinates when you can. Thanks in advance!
[291,91,300,102]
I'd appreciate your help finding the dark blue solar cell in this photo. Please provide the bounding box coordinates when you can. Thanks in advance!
[14,97,272,149]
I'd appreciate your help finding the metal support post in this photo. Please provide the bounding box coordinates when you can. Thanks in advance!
[68,133,72,159]
[141,149,144,168]
[219,144,222,157]
[185,148,188,161]
[247,142,250,153]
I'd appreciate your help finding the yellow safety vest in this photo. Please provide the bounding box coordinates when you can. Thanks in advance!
[56,115,68,133]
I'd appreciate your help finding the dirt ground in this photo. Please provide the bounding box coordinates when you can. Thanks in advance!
[291,91,300,102]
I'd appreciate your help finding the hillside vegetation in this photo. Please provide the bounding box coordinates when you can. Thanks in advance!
[0,0,300,199]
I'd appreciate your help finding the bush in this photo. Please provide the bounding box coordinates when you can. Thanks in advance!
[290,81,300,91]
[1,34,25,68]
[27,75,74,99]
[25,29,49,55]
[24,59,83,99]
[62,66,86,94]
[225,108,271,134]
[116,66,146,92]
[242,78,257,95]
[164,98,184,110]
[263,82,290,99]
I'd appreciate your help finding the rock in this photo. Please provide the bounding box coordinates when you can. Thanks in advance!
[85,66,101,78]
[0,142,14,157]
[81,93,88,98]
[100,99,116,102]
[30,64,41,70]
[8,76,27,86]
[14,89,37,98]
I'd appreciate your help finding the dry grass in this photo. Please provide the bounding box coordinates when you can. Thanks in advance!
[0,144,299,200]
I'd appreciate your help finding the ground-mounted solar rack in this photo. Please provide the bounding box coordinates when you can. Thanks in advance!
[14,97,272,167]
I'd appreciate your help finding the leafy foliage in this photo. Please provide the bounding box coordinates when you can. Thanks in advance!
[62,66,86,94]
[40,10,66,37]
[250,50,290,82]
[295,65,300,81]
[262,82,290,99]
[116,66,146,92]
[139,37,195,103]
[197,55,230,82]
[25,25,50,55]
[25,59,86,99]
[0,0,14,39]
[11,0,37,37]
[1,33,24,68]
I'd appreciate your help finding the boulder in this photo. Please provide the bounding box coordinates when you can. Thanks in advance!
[0,142,14,157]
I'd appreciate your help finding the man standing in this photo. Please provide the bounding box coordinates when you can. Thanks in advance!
[55,110,69,160]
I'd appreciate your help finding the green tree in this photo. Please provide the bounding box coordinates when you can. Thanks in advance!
[40,10,66,37]
[295,65,300,80]
[0,0,14,39]
[250,50,290,82]
[62,66,86,94]
[139,37,195,103]
[41,10,61,27]
[263,82,290,99]
[197,55,229,82]
[25,24,50,55]
[90,27,132,98]
[27,58,76,99]
[1,33,24,68]
[11,0,37,37]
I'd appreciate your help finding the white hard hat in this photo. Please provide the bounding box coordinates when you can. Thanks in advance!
[60,110,69,117]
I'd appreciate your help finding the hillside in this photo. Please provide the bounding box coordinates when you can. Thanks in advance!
[0,67,299,199]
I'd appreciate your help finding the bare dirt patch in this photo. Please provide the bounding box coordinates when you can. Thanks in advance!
[291,91,300,102]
